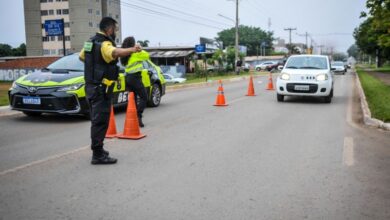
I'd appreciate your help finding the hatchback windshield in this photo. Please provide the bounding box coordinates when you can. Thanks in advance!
[285,56,328,69]
[331,62,344,67]
[47,53,84,72]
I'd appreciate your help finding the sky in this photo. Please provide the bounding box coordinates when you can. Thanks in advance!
[0,0,367,53]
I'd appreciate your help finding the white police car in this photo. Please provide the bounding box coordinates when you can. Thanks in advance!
[276,55,334,103]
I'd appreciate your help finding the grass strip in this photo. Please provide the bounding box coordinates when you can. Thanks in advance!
[356,68,390,122]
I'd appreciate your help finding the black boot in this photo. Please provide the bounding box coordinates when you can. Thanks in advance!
[138,117,144,127]
[91,150,117,165]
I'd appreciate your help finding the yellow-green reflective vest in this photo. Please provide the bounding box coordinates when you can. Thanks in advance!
[125,50,151,87]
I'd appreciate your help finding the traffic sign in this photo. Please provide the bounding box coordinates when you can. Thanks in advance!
[44,19,64,36]
[195,44,206,53]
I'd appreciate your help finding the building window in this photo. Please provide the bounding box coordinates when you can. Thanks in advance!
[57,9,62,15]
[88,9,93,14]
[56,0,62,2]
[48,0,53,2]
[50,49,56,55]
[41,24,45,29]
[88,22,93,27]
[40,0,48,3]
[50,36,56,41]
[43,49,50,55]
[42,36,49,42]
[64,22,70,27]
[58,36,63,41]
[41,10,48,16]
[49,10,54,15]
[65,36,71,41]
[63,9,69,14]
[96,10,100,15]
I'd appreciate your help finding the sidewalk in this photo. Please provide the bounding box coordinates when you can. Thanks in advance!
[0,105,20,117]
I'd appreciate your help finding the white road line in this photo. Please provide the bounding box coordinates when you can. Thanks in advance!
[343,137,354,166]
[0,145,90,176]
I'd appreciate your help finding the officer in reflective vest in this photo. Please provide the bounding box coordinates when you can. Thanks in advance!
[120,36,150,127]
[79,17,141,165]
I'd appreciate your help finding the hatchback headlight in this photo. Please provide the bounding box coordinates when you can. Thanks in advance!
[57,83,84,92]
[316,74,328,81]
[280,73,290,80]
[11,81,18,90]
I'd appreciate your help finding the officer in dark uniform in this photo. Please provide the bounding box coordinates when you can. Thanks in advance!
[80,17,141,165]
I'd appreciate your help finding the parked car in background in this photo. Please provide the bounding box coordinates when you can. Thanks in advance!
[331,61,347,74]
[244,63,250,72]
[255,61,278,71]
[8,53,166,117]
[276,55,334,103]
[163,73,186,84]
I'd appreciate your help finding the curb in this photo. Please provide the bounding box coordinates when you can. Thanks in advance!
[355,71,390,131]
[0,105,22,117]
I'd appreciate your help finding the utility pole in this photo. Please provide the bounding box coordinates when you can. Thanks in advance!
[284,27,297,54]
[305,32,309,54]
[317,45,324,55]
[235,0,239,72]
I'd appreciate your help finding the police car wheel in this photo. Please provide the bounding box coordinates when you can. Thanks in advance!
[148,84,161,107]
[23,111,42,117]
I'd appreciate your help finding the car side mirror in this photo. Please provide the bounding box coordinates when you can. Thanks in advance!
[277,65,284,71]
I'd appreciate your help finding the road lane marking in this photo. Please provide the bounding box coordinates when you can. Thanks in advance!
[0,138,114,176]
[343,137,354,166]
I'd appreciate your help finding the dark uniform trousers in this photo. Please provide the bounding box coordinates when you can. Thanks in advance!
[125,72,147,119]
[85,83,112,153]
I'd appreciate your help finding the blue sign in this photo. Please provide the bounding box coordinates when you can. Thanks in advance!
[195,44,206,53]
[44,19,64,36]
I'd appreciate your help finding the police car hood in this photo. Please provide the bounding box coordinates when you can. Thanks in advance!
[15,69,84,87]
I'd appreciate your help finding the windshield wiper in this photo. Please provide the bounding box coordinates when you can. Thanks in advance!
[300,66,322,69]
[286,66,299,69]
[41,67,51,72]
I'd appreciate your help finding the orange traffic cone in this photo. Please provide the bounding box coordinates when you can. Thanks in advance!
[246,75,256,96]
[214,80,228,106]
[266,72,275,90]
[117,92,146,140]
[105,106,118,138]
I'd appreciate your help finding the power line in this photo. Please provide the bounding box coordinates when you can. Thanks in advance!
[112,0,225,30]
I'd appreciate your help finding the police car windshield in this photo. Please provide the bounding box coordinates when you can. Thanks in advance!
[47,53,84,72]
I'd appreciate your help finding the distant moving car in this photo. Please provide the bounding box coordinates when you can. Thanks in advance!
[163,73,186,84]
[8,53,166,117]
[276,55,334,103]
[255,61,278,71]
[331,61,347,74]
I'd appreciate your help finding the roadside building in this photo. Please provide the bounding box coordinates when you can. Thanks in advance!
[24,0,121,56]
[0,56,60,81]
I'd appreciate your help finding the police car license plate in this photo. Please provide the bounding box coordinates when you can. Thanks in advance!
[294,85,310,91]
[23,97,41,105]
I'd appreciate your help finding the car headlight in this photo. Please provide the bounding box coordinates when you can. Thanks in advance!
[11,81,18,90]
[316,74,328,81]
[57,83,84,92]
[280,73,290,80]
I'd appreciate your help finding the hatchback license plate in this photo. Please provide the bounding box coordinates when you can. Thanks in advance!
[294,85,310,91]
[23,97,41,105]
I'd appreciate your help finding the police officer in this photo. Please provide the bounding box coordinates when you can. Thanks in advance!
[120,36,150,127]
[79,17,141,165]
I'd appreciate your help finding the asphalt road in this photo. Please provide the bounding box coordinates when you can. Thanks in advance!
[0,71,389,220]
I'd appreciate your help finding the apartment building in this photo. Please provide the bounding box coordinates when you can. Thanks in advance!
[24,0,121,56]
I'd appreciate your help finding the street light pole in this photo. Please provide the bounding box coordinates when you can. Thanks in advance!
[284,27,297,55]
[235,0,239,71]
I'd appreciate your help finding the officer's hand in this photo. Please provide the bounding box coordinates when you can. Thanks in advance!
[135,44,142,52]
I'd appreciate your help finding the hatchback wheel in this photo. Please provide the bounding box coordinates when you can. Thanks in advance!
[277,94,284,102]
[324,89,333,103]
[148,83,161,107]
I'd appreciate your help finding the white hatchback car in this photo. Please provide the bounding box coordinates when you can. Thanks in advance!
[276,55,334,103]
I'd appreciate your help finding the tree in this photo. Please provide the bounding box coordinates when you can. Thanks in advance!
[137,40,150,47]
[216,25,273,56]
[12,43,26,56]
[347,44,359,58]
[0,43,13,57]
[356,0,390,66]
[285,44,301,54]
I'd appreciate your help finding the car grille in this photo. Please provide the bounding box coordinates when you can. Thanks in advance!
[286,83,318,93]
[11,94,79,112]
